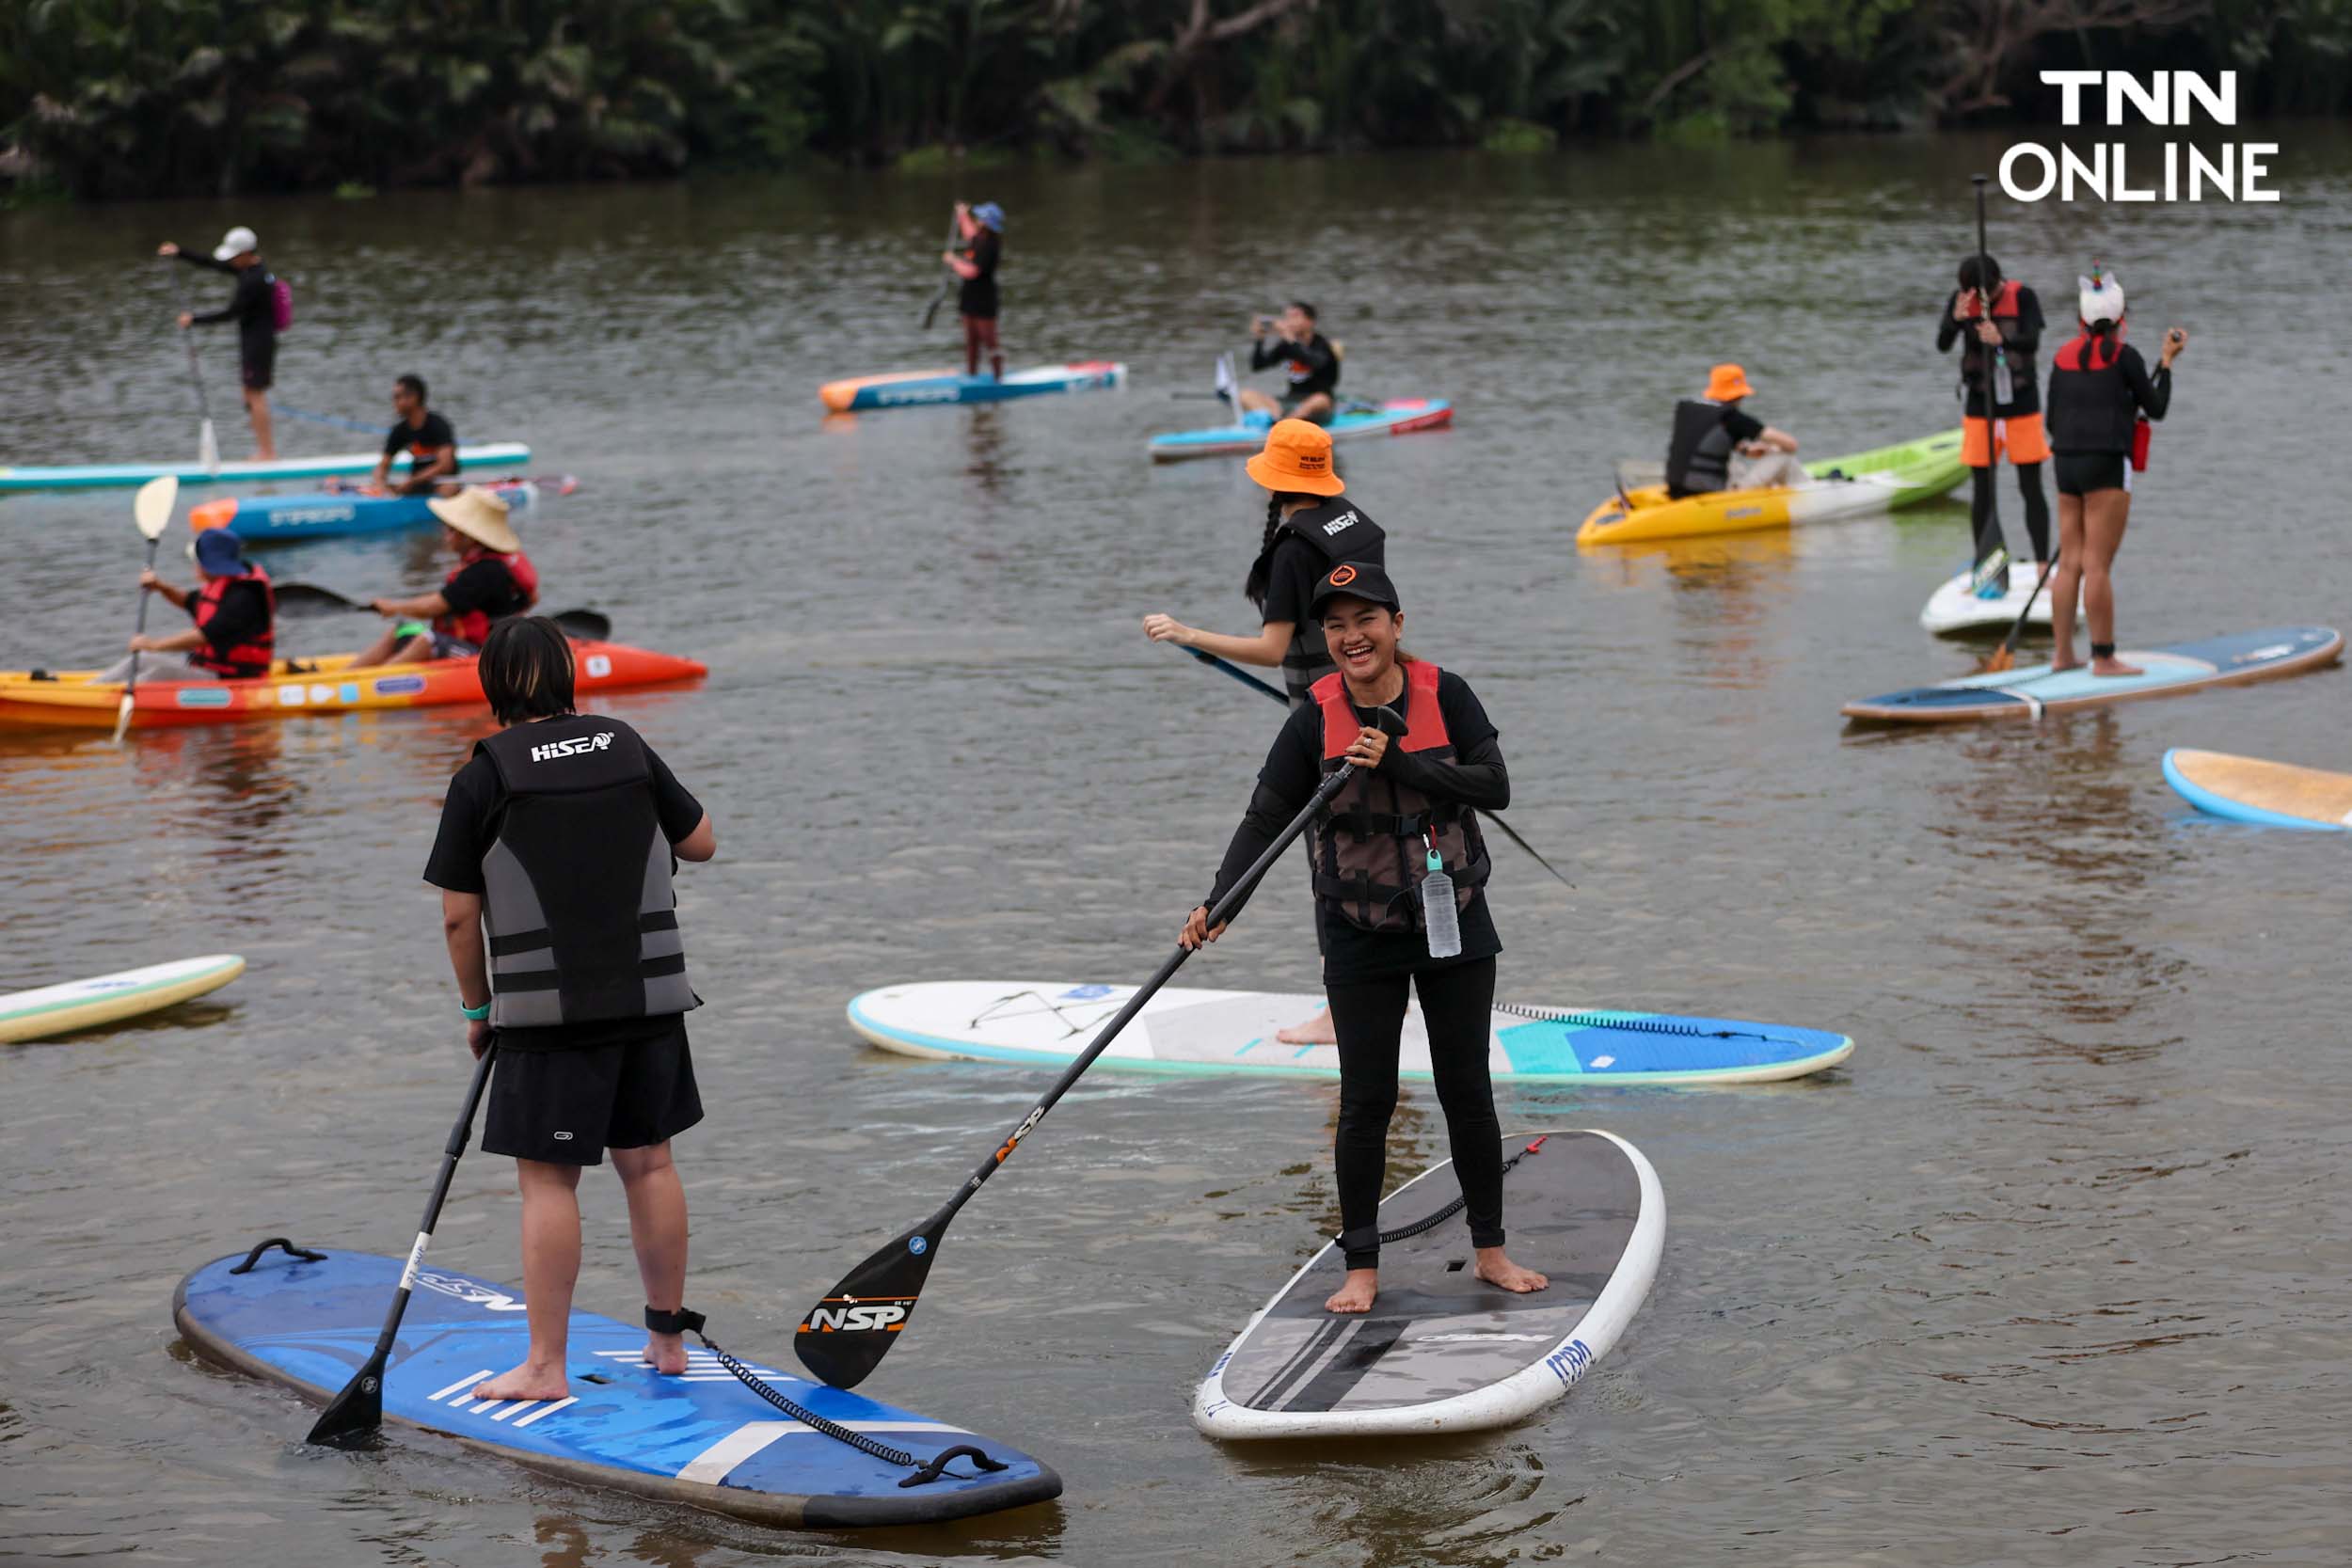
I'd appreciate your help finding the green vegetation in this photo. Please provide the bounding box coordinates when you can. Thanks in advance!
[2,0,2342,198]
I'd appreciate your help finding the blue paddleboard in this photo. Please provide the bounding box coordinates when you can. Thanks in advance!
[2162,747,2352,831]
[819,361,1125,412]
[191,478,538,544]
[0,442,531,494]
[174,1246,1060,1528]
[1841,626,2343,723]
[1147,398,1454,462]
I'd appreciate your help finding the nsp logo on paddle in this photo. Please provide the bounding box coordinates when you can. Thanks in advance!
[800,1295,916,1333]
[2001,71,2278,203]
[530,731,613,763]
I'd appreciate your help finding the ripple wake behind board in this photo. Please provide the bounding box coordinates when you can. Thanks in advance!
[1193,1130,1662,1438]
[849,981,1852,1085]
[1842,626,2343,723]
[173,1247,1061,1528]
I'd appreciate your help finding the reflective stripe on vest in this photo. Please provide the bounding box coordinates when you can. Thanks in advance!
[436,548,540,647]
[1309,661,1490,933]
[474,715,696,1028]
[1666,400,1735,498]
[189,565,276,680]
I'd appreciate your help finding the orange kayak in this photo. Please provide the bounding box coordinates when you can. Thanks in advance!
[0,641,706,732]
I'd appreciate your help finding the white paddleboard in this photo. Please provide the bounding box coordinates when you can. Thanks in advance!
[0,954,245,1043]
[1918,561,2079,634]
[1193,1129,1663,1438]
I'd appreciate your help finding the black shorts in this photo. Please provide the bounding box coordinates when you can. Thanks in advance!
[2054,451,2129,497]
[483,1016,703,1165]
[241,344,276,391]
[1279,389,1333,423]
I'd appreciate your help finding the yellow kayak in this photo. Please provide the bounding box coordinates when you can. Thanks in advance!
[1577,430,1965,546]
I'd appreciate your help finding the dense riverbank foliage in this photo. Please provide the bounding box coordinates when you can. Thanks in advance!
[4,0,2344,198]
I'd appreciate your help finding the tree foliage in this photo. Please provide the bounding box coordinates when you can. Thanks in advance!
[1,0,2342,197]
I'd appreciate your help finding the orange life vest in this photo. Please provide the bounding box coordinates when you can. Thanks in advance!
[435,548,539,646]
[189,564,275,680]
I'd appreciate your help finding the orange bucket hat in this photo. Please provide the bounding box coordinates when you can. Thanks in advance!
[1244,419,1345,498]
[1704,363,1755,402]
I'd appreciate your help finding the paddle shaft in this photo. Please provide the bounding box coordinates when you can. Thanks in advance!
[1971,174,2010,401]
[916,761,1359,1234]
[1177,645,1574,889]
[1987,553,2061,669]
[921,210,961,329]
[271,583,610,642]
[112,536,166,741]
[170,268,217,429]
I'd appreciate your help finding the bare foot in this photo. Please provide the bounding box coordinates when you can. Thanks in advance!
[1474,1247,1549,1294]
[2090,656,2143,677]
[642,1332,689,1374]
[1324,1268,1378,1314]
[1277,1006,1337,1046]
[2047,654,2082,674]
[473,1361,569,1402]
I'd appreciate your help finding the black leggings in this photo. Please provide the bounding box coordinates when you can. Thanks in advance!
[1324,957,1502,1270]
[1970,462,2052,563]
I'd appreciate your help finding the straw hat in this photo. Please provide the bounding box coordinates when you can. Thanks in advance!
[1704,363,1755,402]
[427,486,519,553]
[1244,419,1345,498]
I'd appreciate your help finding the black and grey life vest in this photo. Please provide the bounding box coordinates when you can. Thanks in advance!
[1665,399,1735,499]
[1308,662,1490,933]
[1252,496,1388,707]
[475,715,696,1028]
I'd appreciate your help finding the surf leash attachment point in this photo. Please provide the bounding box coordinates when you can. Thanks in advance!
[1357,1135,1549,1247]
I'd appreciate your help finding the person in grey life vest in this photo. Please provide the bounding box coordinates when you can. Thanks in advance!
[422,616,717,1404]
[1664,363,1805,497]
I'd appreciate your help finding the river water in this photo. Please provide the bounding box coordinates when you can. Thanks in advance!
[5,130,2349,1565]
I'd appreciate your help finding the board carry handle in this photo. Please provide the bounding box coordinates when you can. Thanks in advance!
[229,1238,327,1275]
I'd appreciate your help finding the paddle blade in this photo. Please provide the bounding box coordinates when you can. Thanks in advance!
[133,476,179,540]
[550,609,612,641]
[794,1218,944,1389]
[110,692,135,744]
[305,1349,388,1448]
[1980,644,2017,673]
[271,583,366,618]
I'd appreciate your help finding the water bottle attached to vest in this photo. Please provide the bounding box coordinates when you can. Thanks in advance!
[1419,823,1462,959]
[1990,342,2014,409]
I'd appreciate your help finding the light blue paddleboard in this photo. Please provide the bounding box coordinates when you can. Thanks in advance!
[0,442,531,494]
[849,981,1851,1085]
[1148,398,1454,462]
[174,1246,1060,1528]
[2162,747,2352,831]
[1842,626,2343,723]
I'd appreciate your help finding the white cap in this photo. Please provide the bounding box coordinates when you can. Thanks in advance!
[214,226,260,261]
[2078,268,2124,329]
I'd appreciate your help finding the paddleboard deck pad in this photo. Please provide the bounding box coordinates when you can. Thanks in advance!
[1,954,244,1044]
[850,981,1852,1085]
[2164,747,2352,831]
[1193,1130,1662,1438]
[1843,626,2343,723]
[173,1246,1061,1528]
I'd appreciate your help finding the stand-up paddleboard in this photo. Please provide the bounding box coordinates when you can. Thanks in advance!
[0,443,531,494]
[1842,626,2343,724]
[818,361,1125,413]
[2163,747,2352,830]
[849,982,1851,1085]
[1918,560,2078,634]
[1193,1130,1661,1438]
[174,1246,1061,1528]
[1,954,244,1043]
[1148,399,1454,462]
[188,477,544,545]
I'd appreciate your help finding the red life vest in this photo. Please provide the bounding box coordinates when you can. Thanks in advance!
[434,548,539,647]
[1955,277,2023,323]
[1309,660,1491,933]
[189,564,276,680]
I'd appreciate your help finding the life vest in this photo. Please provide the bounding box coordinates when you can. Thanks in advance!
[1665,399,1735,499]
[1251,498,1389,707]
[1953,278,2039,404]
[474,714,698,1029]
[2046,330,2142,454]
[1308,661,1490,933]
[188,564,275,680]
[435,548,539,647]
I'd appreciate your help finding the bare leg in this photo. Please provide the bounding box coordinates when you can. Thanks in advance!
[2081,488,2138,676]
[612,1141,691,1374]
[1289,390,1335,423]
[1277,1005,1337,1045]
[389,633,437,664]
[246,387,277,460]
[2047,493,2088,672]
[1235,388,1280,418]
[474,1159,583,1402]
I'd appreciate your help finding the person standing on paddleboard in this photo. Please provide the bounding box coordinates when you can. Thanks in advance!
[1239,302,1341,424]
[2044,268,2185,677]
[368,373,461,498]
[1938,254,2052,583]
[159,227,281,460]
[344,486,537,669]
[424,615,716,1403]
[1178,562,1548,1316]
[1143,419,1387,1046]
[1665,364,1805,497]
[941,201,1005,381]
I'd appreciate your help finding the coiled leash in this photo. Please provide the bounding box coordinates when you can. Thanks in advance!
[1337,1134,1550,1253]
[1495,1003,1710,1037]
[646,1307,1006,1488]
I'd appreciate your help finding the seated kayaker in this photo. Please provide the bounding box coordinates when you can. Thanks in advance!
[345,487,537,669]
[104,527,276,684]
[1665,364,1806,498]
[1238,302,1341,425]
[370,373,460,498]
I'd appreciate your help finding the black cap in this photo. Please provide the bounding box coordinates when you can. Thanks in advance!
[1309,561,1401,618]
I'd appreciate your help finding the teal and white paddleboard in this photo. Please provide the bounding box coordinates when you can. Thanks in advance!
[1843,626,2342,723]
[1,954,244,1044]
[849,981,1851,1085]
[0,442,531,494]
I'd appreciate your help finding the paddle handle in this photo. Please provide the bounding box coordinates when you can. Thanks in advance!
[926,762,1359,1228]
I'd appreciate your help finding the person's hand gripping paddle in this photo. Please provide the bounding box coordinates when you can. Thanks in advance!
[111,476,180,744]
[792,722,1391,1390]
[306,1043,497,1446]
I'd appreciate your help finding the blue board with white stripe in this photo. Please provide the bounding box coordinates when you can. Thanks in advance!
[1842,626,2342,723]
[173,1248,1060,1528]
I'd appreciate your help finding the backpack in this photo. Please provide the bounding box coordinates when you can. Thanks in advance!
[267,274,293,332]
